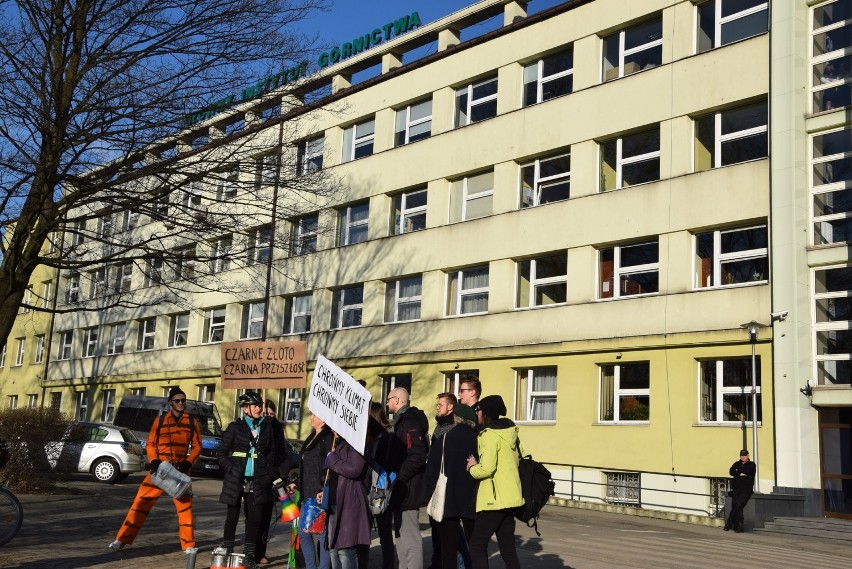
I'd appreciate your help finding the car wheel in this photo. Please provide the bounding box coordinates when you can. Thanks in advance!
[91,458,120,484]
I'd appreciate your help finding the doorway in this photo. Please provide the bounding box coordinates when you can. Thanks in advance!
[819,407,852,518]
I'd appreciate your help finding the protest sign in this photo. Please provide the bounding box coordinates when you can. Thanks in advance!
[221,341,306,389]
[307,355,372,454]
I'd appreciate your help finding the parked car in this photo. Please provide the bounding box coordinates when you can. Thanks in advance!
[48,422,144,483]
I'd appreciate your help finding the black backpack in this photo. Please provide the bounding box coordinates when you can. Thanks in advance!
[514,439,555,536]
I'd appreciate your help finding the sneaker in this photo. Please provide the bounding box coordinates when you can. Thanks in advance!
[108,540,125,552]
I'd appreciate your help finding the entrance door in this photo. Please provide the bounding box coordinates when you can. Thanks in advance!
[820,407,852,518]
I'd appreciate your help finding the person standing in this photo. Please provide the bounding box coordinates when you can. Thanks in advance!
[289,413,335,569]
[427,392,459,569]
[725,449,757,533]
[365,403,399,569]
[326,433,371,569]
[465,395,522,569]
[425,402,478,569]
[218,391,289,569]
[458,378,481,410]
[110,386,202,553]
[386,387,429,569]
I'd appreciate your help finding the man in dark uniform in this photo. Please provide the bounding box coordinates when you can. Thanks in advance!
[725,449,756,533]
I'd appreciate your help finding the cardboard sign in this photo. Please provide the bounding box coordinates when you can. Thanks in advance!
[307,355,371,455]
[221,341,306,389]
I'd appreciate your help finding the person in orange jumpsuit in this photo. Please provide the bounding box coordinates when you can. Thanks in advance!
[109,386,202,552]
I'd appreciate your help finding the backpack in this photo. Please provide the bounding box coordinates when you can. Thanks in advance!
[368,432,397,516]
[514,439,555,536]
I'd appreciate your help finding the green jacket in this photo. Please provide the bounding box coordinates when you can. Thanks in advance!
[468,418,524,512]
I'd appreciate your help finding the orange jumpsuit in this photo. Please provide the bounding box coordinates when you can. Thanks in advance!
[114,410,202,550]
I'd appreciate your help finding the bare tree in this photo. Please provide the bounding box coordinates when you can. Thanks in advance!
[0,0,342,347]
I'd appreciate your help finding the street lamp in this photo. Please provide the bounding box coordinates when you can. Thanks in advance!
[740,320,765,493]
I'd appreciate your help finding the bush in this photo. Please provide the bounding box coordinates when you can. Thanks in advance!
[0,407,77,492]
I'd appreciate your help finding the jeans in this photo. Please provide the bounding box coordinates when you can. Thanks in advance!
[330,546,358,569]
[299,524,331,569]
[469,510,519,569]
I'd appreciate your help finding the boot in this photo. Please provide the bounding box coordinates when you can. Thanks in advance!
[734,521,745,533]
[244,553,260,569]
[723,518,732,531]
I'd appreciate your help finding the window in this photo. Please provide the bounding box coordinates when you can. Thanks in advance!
[605,472,641,506]
[101,389,116,422]
[695,101,768,171]
[338,201,369,246]
[174,245,197,280]
[697,0,768,53]
[97,212,114,239]
[443,370,480,396]
[145,255,164,286]
[601,126,660,190]
[58,331,73,360]
[395,99,432,146]
[155,193,170,219]
[385,276,422,323]
[34,335,45,363]
[446,266,489,315]
[283,294,312,334]
[210,235,233,273]
[0,343,4,367]
[169,313,190,347]
[137,317,156,351]
[122,210,139,231]
[392,189,427,235]
[130,387,146,397]
[7,395,17,409]
[455,76,498,126]
[182,181,203,212]
[815,265,852,385]
[203,307,226,343]
[107,322,126,355]
[14,338,24,366]
[284,389,302,423]
[450,171,494,222]
[249,225,272,265]
[50,392,62,410]
[298,137,324,175]
[197,384,215,402]
[292,214,318,255]
[600,362,650,422]
[216,167,239,201]
[695,225,768,287]
[699,357,762,422]
[813,127,852,245]
[517,253,568,308]
[21,286,32,313]
[523,47,574,106]
[65,273,80,303]
[603,18,663,82]
[75,391,88,421]
[812,0,852,112]
[255,153,278,187]
[88,267,107,299]
[25,394,38,409]
[331,285,364,329]
[82,327,98,358]
[599,240,659,298]
[342,118,375,162]
[41,280,52,308]
[73,220,86,246]
[241,301,266,339]
[114,262,133,292]
[515,367,557,421]
[520,154,570,208]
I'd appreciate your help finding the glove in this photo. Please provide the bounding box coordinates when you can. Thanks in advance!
[177,460,192,474]
[149,459,162,474]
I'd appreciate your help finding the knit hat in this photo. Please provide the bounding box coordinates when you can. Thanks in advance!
[455,404,476,423]
[478,395,507,419]
[168,386,186,401]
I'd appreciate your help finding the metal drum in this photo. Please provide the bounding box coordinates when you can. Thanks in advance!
[210,548,229,569]
[227,553,246,569]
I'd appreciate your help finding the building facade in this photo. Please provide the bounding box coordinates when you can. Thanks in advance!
[4,0,847,520]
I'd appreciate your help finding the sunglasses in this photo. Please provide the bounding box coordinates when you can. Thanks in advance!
[171,398,187,404]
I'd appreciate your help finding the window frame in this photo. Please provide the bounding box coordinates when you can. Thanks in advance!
[240,301,266,340]
[82,327,99,358]
[34,335,45,363]
[283,294,312,334]
[395,98,433,146]
[814,264,852,385]
[599,362,651,423]
[137,317,157,351]
[114,262,133,293]
[450,171,494,223]
[698,357,763,423]
[298,137,324,175]
[812,126,852,246]
[455,76,499,127]
[101,389,116,422]
[522,47,574,106]
[58,331,73,360]
[66,273,81,303]
[338,201,369,246]
[516,253,569,309]
[14,338,24,366]
[293,214,319,255]
[515,366,558,422]
[599,240,660,299]
[107,322,126,355]
[210,235,233,273]
[216,166,239,201]
[331,285,364,329]
[694,101,768,170]
[392,188,428,235]
[600,126,661,191]
[202,307,226,344]
[342,118,376,162]
[697,0,769,53]
[520,153,571,208]
[168,312,190,347]
[602,18,663,82]
[446,265,490,316]
[385,275,423,323]
[694,224,768,288]
[249,225,272,265]
[810,0,852,113]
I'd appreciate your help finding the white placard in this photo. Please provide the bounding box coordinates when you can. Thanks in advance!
[307,355,372,455]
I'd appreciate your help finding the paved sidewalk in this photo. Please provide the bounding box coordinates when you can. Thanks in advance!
[0,474,850,569]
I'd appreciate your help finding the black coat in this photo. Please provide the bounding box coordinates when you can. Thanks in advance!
[730,459,756,494]
[388,406,430,511]
[297,426,335,503]
[218,416,288,507]
[423,422,479,520]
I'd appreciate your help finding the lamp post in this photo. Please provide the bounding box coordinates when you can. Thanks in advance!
[740,320,764,493]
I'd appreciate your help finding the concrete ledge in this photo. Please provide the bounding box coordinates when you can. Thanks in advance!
[547,497,725,527]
